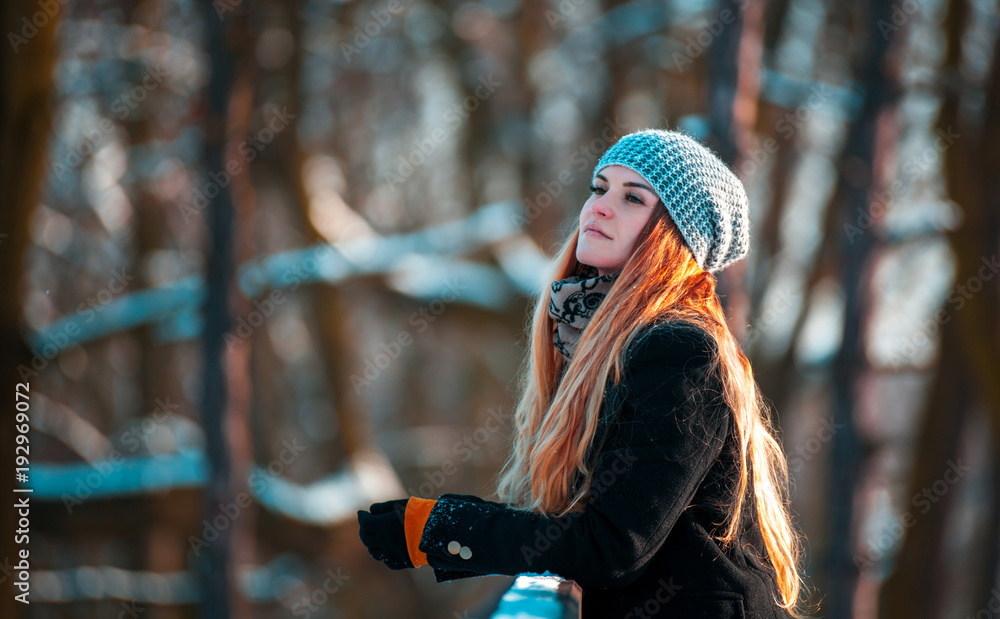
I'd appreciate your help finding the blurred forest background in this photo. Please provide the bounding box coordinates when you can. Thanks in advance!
[1,0,999,617]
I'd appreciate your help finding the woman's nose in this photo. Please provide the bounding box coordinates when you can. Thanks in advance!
[591,195,612,218]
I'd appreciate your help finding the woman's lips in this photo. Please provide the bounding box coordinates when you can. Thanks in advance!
[584,228,611,239]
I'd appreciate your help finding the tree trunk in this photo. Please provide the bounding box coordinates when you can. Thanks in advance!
[824,0,900,615]
[0,1,61,615]
[880,0,1000,615]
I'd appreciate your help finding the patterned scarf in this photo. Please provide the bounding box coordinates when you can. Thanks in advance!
[548,265,619,361]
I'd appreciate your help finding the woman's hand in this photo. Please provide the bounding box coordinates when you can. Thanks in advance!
[357,498,413,570]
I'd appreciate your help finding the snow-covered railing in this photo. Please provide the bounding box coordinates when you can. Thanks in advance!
[489,572,581,619]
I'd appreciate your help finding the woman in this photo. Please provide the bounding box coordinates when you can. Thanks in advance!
[358,129,808,618]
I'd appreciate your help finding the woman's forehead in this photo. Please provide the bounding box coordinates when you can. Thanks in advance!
[594,165,657,197]
[596,165,646,183]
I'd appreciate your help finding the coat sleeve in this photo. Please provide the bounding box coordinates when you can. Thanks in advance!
[416,322,730,588]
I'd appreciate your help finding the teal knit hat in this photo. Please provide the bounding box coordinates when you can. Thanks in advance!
[592,128,750,274]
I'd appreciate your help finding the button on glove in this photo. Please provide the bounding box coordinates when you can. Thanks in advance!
[357,499,412,570]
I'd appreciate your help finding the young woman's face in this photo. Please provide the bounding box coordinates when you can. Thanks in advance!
[576,165,658,276]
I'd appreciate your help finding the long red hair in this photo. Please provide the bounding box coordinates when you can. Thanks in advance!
[493,204,807,615]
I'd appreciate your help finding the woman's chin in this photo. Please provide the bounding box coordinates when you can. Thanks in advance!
[576,252,598,269]
[577,247,605,266]
[576,256,609,273]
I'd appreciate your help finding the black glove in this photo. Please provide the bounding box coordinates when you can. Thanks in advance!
[357,498,413,570]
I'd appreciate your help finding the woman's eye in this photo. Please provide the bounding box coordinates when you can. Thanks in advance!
[588,184,643,204]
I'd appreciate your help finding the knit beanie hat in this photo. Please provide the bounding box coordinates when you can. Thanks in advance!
[592,129,750,274]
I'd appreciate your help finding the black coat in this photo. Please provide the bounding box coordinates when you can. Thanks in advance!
[417,320,795,618]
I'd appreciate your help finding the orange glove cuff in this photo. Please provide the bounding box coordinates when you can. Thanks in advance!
[404,497,437,568]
